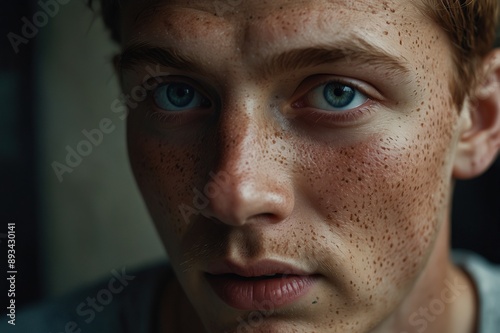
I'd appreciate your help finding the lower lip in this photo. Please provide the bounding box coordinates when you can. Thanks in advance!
[206,274,319,310]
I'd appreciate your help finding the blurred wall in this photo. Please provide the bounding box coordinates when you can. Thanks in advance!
[37,0,165,297]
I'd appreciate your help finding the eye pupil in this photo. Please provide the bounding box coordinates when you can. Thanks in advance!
[324,83,356,108]
[333,88,344,97]
[167,83,195,107]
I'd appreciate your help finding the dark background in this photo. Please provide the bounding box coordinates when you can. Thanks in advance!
[1,0,42,313]
[0,0,499,313]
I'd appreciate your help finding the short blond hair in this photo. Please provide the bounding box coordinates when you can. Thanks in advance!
[420,0,500,107]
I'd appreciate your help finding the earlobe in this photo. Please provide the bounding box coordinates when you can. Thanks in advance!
[453,49,500,179]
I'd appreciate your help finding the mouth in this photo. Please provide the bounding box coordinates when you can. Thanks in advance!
[205,260,320,310]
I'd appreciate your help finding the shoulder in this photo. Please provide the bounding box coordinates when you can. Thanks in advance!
[453,251,500,333]
[1,262,172,333]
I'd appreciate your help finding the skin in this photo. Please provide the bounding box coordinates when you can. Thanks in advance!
[117,0,500,332]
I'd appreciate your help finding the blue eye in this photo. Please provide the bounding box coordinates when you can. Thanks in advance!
[307,82,368,111]
[153,82,210,111]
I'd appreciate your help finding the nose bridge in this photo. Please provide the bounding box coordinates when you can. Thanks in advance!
[214,97,268,199]
[203,95,293,226]
[217,101,261,179]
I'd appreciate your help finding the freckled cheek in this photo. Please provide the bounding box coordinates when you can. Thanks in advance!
[127,128,203,241]
[367,108,457,287]
[303,133,452,282]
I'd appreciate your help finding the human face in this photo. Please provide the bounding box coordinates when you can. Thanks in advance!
[122,0,465,332]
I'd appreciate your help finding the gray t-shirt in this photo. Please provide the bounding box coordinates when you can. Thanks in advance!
[2,252,499,332]
[453,251,500,333]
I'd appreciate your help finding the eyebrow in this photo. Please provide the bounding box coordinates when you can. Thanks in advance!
[264,37,410,77]
[119,42,204,74]
[118,37,410,78]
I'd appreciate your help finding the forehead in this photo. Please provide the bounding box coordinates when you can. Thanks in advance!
[120,0,454,91]
[122,0,431,51]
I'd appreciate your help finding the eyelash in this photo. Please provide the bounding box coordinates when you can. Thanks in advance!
[147,109,185,123]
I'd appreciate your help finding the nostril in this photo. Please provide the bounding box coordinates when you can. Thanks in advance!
[199,165,294,227]
[208,216,225,225]
[246,212,283,224]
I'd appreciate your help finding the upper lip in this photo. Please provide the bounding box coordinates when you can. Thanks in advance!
[205,259,313,277]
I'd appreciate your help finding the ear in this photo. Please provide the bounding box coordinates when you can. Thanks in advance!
[453,49,500,179]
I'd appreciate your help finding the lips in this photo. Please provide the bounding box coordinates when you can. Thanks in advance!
[205,259,319,310]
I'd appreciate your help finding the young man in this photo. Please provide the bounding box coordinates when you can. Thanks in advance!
[9,0,500,332]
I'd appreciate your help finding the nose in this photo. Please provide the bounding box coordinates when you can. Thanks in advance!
[202,102,294,227]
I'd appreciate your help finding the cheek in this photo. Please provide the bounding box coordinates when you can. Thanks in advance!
[126,115,209,246]
[297,106,458,287]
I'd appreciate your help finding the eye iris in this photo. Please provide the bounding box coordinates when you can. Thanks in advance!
[166,83,195,107]
[324,83,355,108]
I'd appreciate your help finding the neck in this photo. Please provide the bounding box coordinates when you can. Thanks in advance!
[373,216,478,333]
